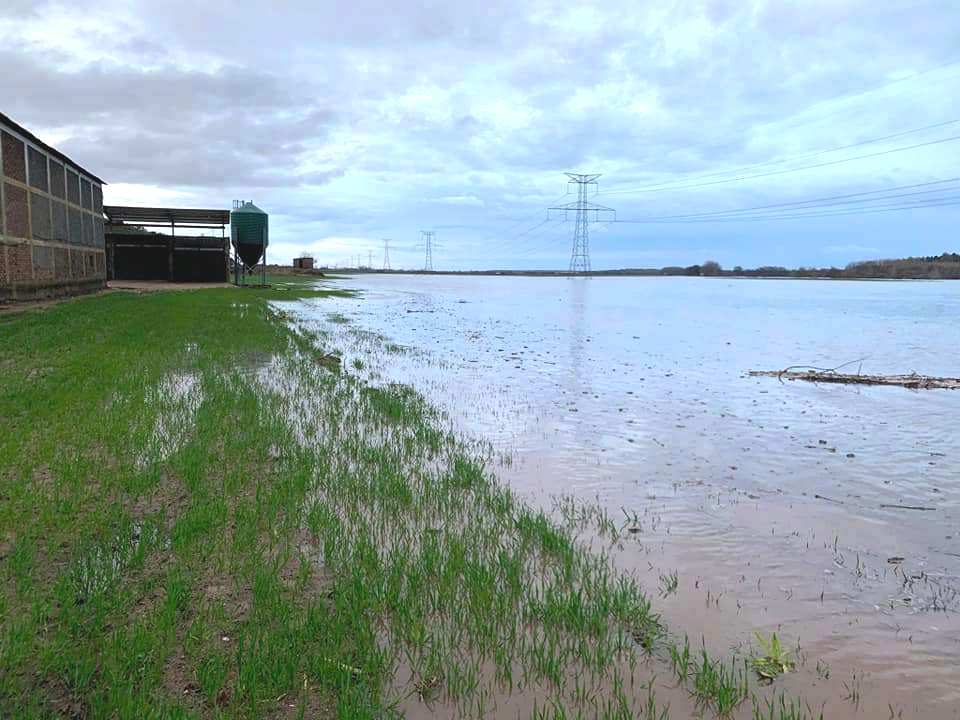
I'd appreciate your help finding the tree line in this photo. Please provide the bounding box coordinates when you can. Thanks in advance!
[609,252,960,279]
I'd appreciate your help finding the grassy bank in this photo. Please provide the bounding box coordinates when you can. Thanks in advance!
[0,286,818,719]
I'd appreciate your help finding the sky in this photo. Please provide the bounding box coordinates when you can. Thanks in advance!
[2,0,959,270]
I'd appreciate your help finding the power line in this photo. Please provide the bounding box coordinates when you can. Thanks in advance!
[464,221,565,263]
[602,133,960,196]
[510,217,552,241]
[509,219,617,267]
[616,196,960,224]
[511,219,567,255]
[478,216,550,257]
[601,58,960,195]
[516,229,576,260]
[602,119,960,195]
[474,191,572,255]
[548,173,616,273]
[754,57,960,136]
[486,192,620,263]
[615,176,960,222]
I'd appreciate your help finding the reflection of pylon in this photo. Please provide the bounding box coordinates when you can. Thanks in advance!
[419,231,435,271]
[382,239,392,270]
[548,173,615,274]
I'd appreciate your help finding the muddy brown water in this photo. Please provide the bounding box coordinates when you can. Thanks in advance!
[287,275,960,719]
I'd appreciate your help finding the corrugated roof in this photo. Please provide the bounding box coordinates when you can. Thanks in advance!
[104,206,230,225]
[0,110,107,185]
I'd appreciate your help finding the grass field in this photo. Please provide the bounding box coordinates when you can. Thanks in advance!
[0,285,819,719]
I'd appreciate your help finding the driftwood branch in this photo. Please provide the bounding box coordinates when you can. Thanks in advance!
[879,504,937,511]
[749,369,960,390]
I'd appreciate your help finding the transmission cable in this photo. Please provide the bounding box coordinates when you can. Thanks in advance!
[512,219,568,255]
[602,58,960,196]
[602,119,960,195]
[602,133,960,196]
[614,176,960,222]
[616,196,960,224]
[477,191,570,254]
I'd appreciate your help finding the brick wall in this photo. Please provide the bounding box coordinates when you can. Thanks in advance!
[0,118,106,301]
[4,183,29,239]
[69,248,82,278]
[6,244,32,285]
[54,247,69,281]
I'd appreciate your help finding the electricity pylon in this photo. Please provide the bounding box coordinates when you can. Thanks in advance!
[419,231,436,271]
[382,239,392,270]
[368,250,373,268]
[548,173,615,273]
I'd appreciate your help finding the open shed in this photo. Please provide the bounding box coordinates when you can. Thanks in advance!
[104,206,230,282]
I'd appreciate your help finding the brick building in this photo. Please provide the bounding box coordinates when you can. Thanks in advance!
[1,112,106,301]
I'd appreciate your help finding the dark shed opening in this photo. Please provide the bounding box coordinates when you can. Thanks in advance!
[104,206,230,283]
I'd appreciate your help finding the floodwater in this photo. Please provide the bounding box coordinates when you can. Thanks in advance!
[293,275,960,719]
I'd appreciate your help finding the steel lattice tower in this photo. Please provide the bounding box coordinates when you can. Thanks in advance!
[548,173,615,274]
[382,239,392,270]
[419,231,436,271]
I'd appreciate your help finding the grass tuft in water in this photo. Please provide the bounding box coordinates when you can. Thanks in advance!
[751,632,795,681]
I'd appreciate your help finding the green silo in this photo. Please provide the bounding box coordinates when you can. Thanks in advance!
[230,200,269,267]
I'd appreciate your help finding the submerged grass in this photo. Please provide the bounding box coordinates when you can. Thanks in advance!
[751,633,795,682]
[0,286,822,719]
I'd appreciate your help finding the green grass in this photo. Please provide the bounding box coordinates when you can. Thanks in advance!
[0,285,823,719]
[263,272,329,288]
[751,633,795,681]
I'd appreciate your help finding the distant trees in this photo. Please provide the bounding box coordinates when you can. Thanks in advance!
[714,252,960,279]
[573,252,960,279]
[841,253,960,279]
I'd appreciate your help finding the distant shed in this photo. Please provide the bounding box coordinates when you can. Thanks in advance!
[293,256,314,270]
[0,111,106,300]
[104,206,230,282]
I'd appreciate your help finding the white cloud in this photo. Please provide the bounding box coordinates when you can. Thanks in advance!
[3,0,959,269]
[105,183,195,207]
[435,195,485,207]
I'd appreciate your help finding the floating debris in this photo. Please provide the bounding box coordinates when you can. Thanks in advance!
[749,369,960,389]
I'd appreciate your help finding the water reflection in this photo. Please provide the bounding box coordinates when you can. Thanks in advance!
[567,278,590,400]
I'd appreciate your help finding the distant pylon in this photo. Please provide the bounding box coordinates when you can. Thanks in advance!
[419,231,436,271]
[548,173,615,274]
[382,239,392,270]
[368,250,373,268]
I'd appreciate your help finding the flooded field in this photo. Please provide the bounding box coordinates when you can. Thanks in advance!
[293,275,960,719]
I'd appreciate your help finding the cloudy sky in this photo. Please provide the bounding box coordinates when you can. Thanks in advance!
[3,0,959,269]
